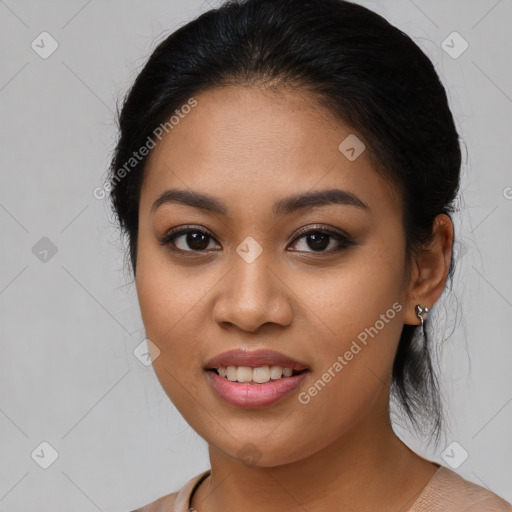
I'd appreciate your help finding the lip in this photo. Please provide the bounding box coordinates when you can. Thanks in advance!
[205,370,309,408]
[204,348,309,371]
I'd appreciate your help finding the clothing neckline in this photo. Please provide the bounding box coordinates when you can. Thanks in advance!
[181,463,444,511]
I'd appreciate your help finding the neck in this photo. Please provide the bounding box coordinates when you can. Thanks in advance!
[191,405,439,512]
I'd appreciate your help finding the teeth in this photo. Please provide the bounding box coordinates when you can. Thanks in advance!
[237,366,252,382]
[270,365,284,380]
[216,365,297,383]
[226,366,237,381]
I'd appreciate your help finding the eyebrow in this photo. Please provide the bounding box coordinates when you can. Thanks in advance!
[151,188,369,216]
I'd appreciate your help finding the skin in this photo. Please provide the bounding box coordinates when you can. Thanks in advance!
[135,84,454,511]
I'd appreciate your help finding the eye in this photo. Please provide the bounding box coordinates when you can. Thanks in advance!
[158,224,356,255]
[158,226,220,253]
[288,225,356,253]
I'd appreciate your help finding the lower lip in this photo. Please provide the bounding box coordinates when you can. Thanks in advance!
[205,370,309,408]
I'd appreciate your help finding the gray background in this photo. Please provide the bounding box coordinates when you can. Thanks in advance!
[0,0,511,510]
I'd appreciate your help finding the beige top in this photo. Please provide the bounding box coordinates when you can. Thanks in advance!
[133,465,512,511]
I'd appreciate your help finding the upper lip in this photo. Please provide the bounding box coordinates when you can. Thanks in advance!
[204,349,309,371]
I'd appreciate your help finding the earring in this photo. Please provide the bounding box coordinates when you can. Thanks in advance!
[415,304,430,337]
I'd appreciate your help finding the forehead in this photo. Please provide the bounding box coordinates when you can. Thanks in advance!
[140,85,401,220]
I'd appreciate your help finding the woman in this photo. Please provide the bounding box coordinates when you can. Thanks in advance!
[108,0,512,510]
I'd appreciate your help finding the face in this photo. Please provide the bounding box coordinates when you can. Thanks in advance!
[136,85,413,467]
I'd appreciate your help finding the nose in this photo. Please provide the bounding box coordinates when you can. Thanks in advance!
[212,250,293,333]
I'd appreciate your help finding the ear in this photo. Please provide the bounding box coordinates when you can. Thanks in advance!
[403,214,454,326]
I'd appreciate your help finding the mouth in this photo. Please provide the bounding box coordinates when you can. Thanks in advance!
[203,348,310,408]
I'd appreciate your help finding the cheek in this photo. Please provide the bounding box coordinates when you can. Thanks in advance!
[135,231,204,340]
[135,235,210,403]
[135,250,209,415]
[312,244,405,347]
[298,248,405,412]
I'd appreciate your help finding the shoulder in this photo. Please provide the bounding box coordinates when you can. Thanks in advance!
[129,491,178,512]
[411,465,512,511]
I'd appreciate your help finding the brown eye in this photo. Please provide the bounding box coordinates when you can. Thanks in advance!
[179,231,211,251]
[303,232,330,251]
[158,227,220,253]
[288,227,356,253]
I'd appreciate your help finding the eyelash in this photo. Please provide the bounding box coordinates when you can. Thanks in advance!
[157,224,356,256]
